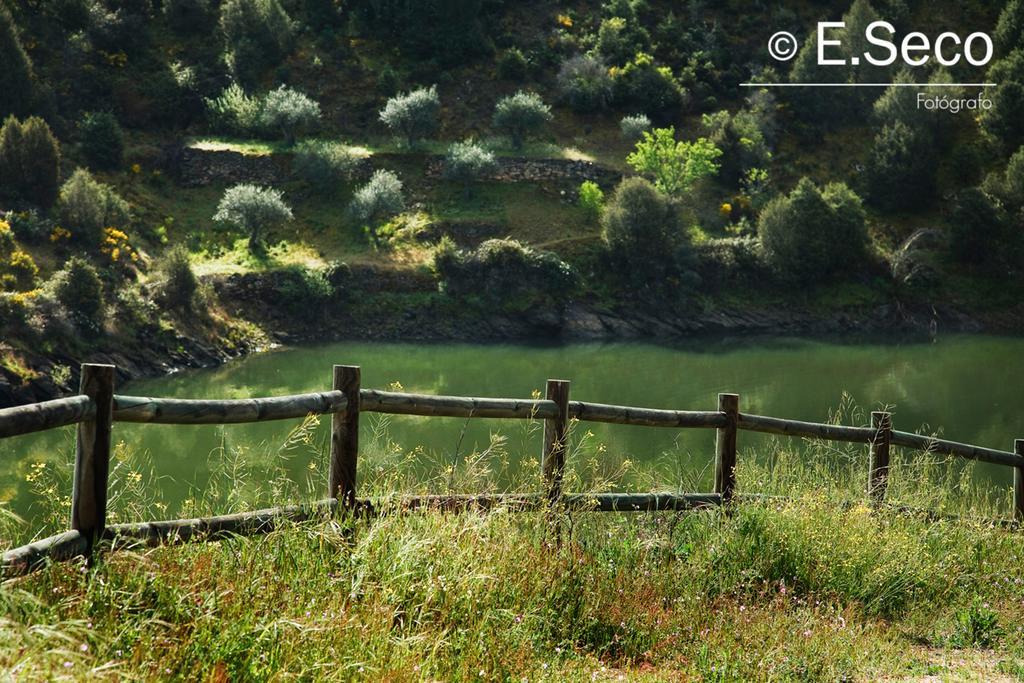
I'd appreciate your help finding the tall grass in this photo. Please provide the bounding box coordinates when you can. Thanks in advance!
[2,406,1024,680]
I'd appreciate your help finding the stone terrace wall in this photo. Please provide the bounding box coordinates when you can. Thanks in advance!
[174,147,623,187]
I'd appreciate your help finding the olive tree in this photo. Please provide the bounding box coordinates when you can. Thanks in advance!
[57,169,132,244]
[213,184,293,252]
[443,141,496,197]
[349,170,404,244]
[261,86,319,145]
[492,91,551,149]
[379,86,440,147]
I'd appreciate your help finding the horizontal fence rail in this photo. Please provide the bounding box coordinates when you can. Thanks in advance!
[2,362,1022,577]
[112,391,347,424]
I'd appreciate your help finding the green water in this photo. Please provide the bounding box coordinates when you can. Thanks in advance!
[2,335,1022,525]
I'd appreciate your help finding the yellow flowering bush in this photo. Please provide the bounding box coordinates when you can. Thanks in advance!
[49,226,72,244]
[556,14,572,28]
[100,227,139,268]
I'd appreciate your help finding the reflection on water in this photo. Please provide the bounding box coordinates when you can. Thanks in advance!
[2,334,1022,523]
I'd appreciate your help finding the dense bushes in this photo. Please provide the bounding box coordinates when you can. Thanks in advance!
[56,169,132,244]
[162,0,212,33]
[0,116,61,207]
[601,176,686,288]
[260,86,319,145]
[434,237,577,308]
[292,140,358,194]
[948,188,1009,267]
[379,86,440,147]
[220,0,294,85]
[212,184,292,252]
[48,256,105,330]
[556,55,612,112]
[492,91,551,149]
[443,141,496,196]
[497,47,528,81]
[702,108,771,186]
[351,0,495,66]
[982,50,1024,152]
[758,178,868,283]
[0,1,35,118]
[612,54,685,125]
[152,245,198,312]
[996,0,1024,55]
[596,14,649,66]
[79,111,124,170]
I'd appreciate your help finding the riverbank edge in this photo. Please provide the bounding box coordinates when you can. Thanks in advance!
[3,266,1019,409]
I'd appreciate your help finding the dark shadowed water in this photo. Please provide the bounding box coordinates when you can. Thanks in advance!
[2,334,1022,525]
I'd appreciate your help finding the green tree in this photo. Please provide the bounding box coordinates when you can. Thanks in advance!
[611,53,685,124]
[556,55,613,112]
[153,245,198,312]
[79,111,124,171]
[57,169,132,244]
[981,50,1024,152]
[758,178,868,282]
[626,128,721,197]
[492,91,552,150]
[948,188,1015,267]
[601,176,685,288]
[443,141,496,197]
[260,86,319,145]
[0,1,34,119]
[349,170,404,243]
[220,0,294,86]
[0,116,61,207]
[48,256,105,330]
[996,0,1024,55]
[865,121,936,211]
[379,86,440,148]
[213,184,293,252]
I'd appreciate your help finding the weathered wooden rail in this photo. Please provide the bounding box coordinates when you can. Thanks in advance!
[2,363,1022,577]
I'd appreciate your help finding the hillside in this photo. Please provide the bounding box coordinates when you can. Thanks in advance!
[1,0,1024,402]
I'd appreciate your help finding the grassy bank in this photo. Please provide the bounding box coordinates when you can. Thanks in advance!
[2,417,1024,681]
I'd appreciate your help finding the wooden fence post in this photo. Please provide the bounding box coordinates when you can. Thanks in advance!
[714,393,739,503]
[1014,440,1023,522]
[330,365,360,508]
[868,411,892,505]
[71,363,115,552]
[542,379,570,504]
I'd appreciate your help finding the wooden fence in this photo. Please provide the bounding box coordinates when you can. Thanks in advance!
[1,362,1022,577]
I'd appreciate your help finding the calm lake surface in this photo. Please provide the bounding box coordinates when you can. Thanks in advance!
[2,334,1022,525]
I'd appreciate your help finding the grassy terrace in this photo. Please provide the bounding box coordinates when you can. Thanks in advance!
[2,421,1024,681]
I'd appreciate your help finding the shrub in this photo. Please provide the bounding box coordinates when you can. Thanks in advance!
[349,170,404,242]
[948,188,1015,267]
[56,168,132,244]
[48,256,105,330]
[0,1,35,118]
[865,121,936,211]
[0,116,61,207]
[350,0,493,66]
[626,127,721,197]
[163,0,212,33]
[205,83,264,136]
[260,86,319,145]
[79,111,124,171]
[596,15,649,66]
[292,140,358,194]
[492,91,552,150]
[497,47,528,81]
[212,184,293,252]
[612,53,685,125]
[0,221,37,292]
[219,0,294,86]
[443,141,496,197]
[377,65,399,96]
[379,86,440,148]
[619,113,650,141]
[433,237,577,307]
[5,209,52,243]
[758,178,868,283]
[577,181,604,220]
[152,244,197,311]
[702,109,771,186]
[601,176,685,286]
[556,55,612,112]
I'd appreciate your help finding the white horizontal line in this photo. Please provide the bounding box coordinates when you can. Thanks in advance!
[740,82,995,87]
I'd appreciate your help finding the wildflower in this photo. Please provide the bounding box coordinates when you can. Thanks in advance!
[719,202,733,217]
[556,14,572,28]
[131,163,141,174]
